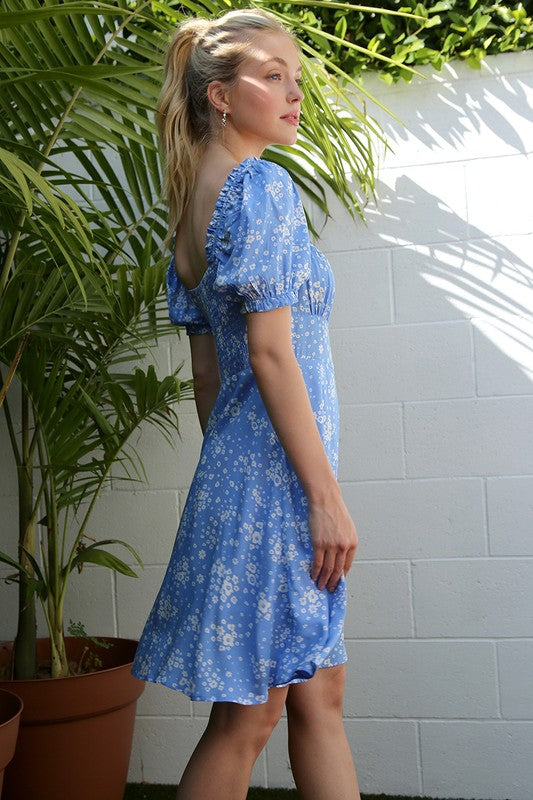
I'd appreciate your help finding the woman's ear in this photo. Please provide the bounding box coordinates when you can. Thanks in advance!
[207,81,231,114]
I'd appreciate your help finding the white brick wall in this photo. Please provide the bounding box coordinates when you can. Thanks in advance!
[1,51,532,799]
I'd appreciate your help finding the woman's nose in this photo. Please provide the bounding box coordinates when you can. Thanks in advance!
[288,81,304,102]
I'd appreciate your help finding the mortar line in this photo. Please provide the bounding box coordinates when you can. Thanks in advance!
[111,569,119,637]
[343,634,533,642]
[416,720,424,796]
[263,734,270,789]
[469,315,478,399]
[463,161,470,240]
[332,318,478,332]
[399,400,408,480]
[482,477,491,556]
[323,226,533,257]
[340,471,533,482]
[494,640,503,719]
[340,393,533,406]
[387,247,396,325]
[407,559,416,639]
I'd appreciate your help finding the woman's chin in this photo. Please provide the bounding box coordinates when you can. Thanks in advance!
[273,132,299,148]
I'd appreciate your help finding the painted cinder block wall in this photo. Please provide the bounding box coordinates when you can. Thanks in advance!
[1,52,532,798]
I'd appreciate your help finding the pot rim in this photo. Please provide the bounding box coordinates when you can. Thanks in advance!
[0,637,139,685]
[0,688,24,727]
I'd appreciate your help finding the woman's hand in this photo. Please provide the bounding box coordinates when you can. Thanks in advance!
[308,486,358,592]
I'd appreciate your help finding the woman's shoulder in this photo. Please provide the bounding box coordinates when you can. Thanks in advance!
[240,157,295,196]
[207,157,305,263]
[213,157,296,224]
[226,157,301,220]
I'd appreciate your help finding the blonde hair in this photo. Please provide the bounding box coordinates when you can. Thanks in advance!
[158,8,293,249]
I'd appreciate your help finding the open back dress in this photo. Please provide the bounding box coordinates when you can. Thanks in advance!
[131,157,347,705]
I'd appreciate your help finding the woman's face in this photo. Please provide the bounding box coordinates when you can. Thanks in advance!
[222,32,304,156]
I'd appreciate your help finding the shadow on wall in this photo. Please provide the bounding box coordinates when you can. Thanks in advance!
[356,174,532,388]
[372,57,532,384]
[376,60,533,157]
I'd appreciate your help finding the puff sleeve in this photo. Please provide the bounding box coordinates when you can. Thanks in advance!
[166,259,211,336]
[213,161,311,313]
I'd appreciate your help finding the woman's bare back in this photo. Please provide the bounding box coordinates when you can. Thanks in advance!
[173,148,239,290]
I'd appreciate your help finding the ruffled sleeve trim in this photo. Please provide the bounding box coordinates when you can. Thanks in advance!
[205,156,259,268]
[166,259,211,336]
[241,291,300,314]
[209,158,312,314]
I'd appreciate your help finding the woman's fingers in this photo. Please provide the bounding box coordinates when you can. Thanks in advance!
[325,548,349,591]
[316,548,337,590]
[308,499,358,590]
[313,546,348,591]
[312,530,358,591]
[344,541,357,576]
[310,546,325,583]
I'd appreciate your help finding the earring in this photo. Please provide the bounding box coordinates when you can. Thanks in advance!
[221,109,227,128]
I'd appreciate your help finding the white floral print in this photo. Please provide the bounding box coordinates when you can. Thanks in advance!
[132,158,346,705]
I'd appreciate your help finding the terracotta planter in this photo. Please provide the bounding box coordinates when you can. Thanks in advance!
[0,637,144,800]
[0,688,23,799]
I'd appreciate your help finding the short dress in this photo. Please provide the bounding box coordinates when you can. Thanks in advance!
[131,156,347,705]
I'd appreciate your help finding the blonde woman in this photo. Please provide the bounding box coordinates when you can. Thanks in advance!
[132,9,360,799]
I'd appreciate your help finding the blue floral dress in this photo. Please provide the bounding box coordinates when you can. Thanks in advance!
[132,157,347,704]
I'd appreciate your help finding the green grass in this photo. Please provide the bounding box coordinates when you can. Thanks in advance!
[124,787,464,800]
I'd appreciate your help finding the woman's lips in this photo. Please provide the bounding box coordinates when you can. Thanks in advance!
[281,113,300,126]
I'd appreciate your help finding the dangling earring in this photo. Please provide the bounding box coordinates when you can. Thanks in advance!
[221,109,227,128]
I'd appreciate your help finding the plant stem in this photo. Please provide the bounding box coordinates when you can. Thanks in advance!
[13,385,36,680]
[0,333,29,409]
[0,221,23,297]
[47,469,69,678]
[0,369,21,466]
[50,623,69,679]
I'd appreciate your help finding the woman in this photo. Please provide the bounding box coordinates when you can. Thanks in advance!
[132,9,360,799]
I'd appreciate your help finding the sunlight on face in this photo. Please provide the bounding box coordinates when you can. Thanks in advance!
[227,32,304,152]
[240,31,302,87]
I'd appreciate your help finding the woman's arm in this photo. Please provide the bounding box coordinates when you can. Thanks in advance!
[189,333,221,434]
[246,306,357,592]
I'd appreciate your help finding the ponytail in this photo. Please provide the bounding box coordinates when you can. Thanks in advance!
[157,19,211,250]
[157,9,292,250]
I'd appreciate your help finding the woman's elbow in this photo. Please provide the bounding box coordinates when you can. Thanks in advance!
[248,343,295,376]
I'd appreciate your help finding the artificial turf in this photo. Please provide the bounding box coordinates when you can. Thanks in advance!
[124,789,299,799]
[124,787,463,800]
[124,788,300,799]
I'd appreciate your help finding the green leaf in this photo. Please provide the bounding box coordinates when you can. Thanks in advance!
[334,15,347,41]
[428,1,453,12]
[0,550,31,577]
[443,32,462,51]
[381,15,396,37]
[472,13,491,35]
[379,71,395,85]
[71,547,139,577]
[0,147,65,225]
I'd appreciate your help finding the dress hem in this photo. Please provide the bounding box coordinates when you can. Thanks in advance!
[132,656,348,706]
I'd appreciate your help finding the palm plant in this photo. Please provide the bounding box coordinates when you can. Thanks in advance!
[0,0,409,681]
